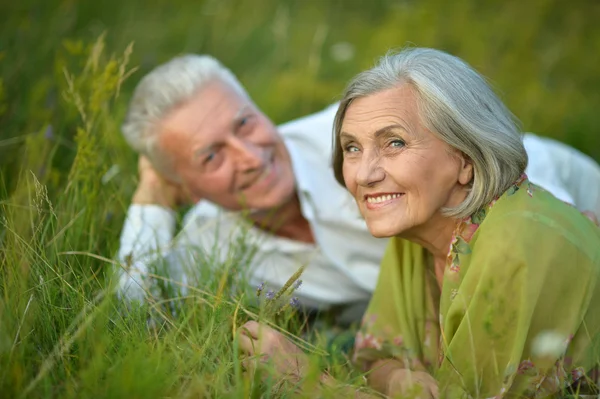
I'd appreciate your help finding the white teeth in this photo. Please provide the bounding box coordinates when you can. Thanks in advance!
[366,193,402,203]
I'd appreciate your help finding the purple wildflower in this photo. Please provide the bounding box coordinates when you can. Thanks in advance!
[265,290,275,300]
[292,280,302,290]
[44,125,54,140]
[289,297,300,309]
[256,282,265,297]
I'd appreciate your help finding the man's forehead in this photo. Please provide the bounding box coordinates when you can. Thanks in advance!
[193,104,252,149]
[162,83,250,133]
[233,104,251,119]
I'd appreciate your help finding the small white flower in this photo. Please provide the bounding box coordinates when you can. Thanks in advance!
[532,330,569,358]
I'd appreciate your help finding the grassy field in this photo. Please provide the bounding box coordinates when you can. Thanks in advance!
[1,0,600,397]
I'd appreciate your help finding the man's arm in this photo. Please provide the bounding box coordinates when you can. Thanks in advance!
[116,156,191,302]
[117,204,177,301]
[523,133,600,219]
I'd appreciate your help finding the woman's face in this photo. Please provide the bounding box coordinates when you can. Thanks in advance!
[340,84,473,238]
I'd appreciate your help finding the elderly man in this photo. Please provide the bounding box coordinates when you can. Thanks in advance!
[117,54,600,318]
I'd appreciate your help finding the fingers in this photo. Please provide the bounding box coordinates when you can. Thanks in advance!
[238,330,256,355]
[235,321,311,384]
[138,155,152,170]
[241,320,276,340]
[237,323,269,358]
[238,331,253,351]
[138,156,162,181]
[583,210,599,226]
[241,357,255,374]
[429,382,439,399]
[237,322,277,368]
[238,332,266,378]
[413,371,438,399]
[241,321,261,339]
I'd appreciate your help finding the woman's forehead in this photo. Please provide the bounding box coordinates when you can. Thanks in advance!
[342,86,420,135]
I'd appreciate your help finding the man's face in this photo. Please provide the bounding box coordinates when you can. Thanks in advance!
[157,80,296,211]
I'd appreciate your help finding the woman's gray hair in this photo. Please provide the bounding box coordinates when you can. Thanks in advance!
[122,55,247,176]
[332,47,528,219]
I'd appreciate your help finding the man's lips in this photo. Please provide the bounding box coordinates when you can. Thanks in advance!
[239,154,275,192]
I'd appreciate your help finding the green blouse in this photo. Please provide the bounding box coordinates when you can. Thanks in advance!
[354,176,600,398]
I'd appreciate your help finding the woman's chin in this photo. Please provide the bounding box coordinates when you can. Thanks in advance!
[367,224,404,238]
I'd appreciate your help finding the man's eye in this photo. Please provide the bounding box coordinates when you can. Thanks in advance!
[204,152,216,163]
[239,115,254,129]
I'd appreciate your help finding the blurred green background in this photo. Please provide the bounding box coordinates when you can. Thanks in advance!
[2,0,600,192]
[1,0,600,397]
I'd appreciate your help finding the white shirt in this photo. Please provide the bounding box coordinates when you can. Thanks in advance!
[523,134,600,216]
[118,104,600,307]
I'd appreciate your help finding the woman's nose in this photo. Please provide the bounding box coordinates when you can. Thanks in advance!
[355,152,385,187]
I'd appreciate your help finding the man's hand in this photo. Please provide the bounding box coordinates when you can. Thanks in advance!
[238,322,387,399]
[237,321,309,382]
[131,156,190,208]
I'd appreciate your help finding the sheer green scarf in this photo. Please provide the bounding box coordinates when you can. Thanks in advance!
[354,177,600,398]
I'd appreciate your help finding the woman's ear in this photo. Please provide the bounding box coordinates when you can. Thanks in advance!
[458,153,474,186]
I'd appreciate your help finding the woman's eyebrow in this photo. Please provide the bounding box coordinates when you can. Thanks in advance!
[341,123,411,140]
[373,124,411,138]
[339,132,357,142]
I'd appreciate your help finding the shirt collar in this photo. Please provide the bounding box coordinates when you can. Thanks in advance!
[283,131,361,222]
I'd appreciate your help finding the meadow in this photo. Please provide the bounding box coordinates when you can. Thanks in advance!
[1,0,599,397]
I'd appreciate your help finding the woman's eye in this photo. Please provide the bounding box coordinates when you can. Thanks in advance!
[239,117,248,127]
[345,145,359,153]
[390,139,405,148]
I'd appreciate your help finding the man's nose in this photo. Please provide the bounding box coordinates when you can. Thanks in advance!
[355,151,385,187]
[230,137,264,171]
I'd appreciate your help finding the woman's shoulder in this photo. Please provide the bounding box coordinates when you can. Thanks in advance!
[476,180,600,263]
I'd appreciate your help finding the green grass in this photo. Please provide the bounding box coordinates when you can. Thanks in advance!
[1,0,600,397]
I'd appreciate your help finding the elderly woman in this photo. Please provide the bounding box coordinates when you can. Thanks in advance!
[239,48,600,398]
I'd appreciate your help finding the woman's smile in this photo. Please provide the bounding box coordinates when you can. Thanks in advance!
[363,192,405,210]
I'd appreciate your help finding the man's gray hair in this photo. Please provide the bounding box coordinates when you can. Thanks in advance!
[332,47,528,219]
[122,55,247,173]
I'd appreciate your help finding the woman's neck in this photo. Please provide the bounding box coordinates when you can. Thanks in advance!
[403,213,459,290]
[402,212,458,261]
[410,185,470,288]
